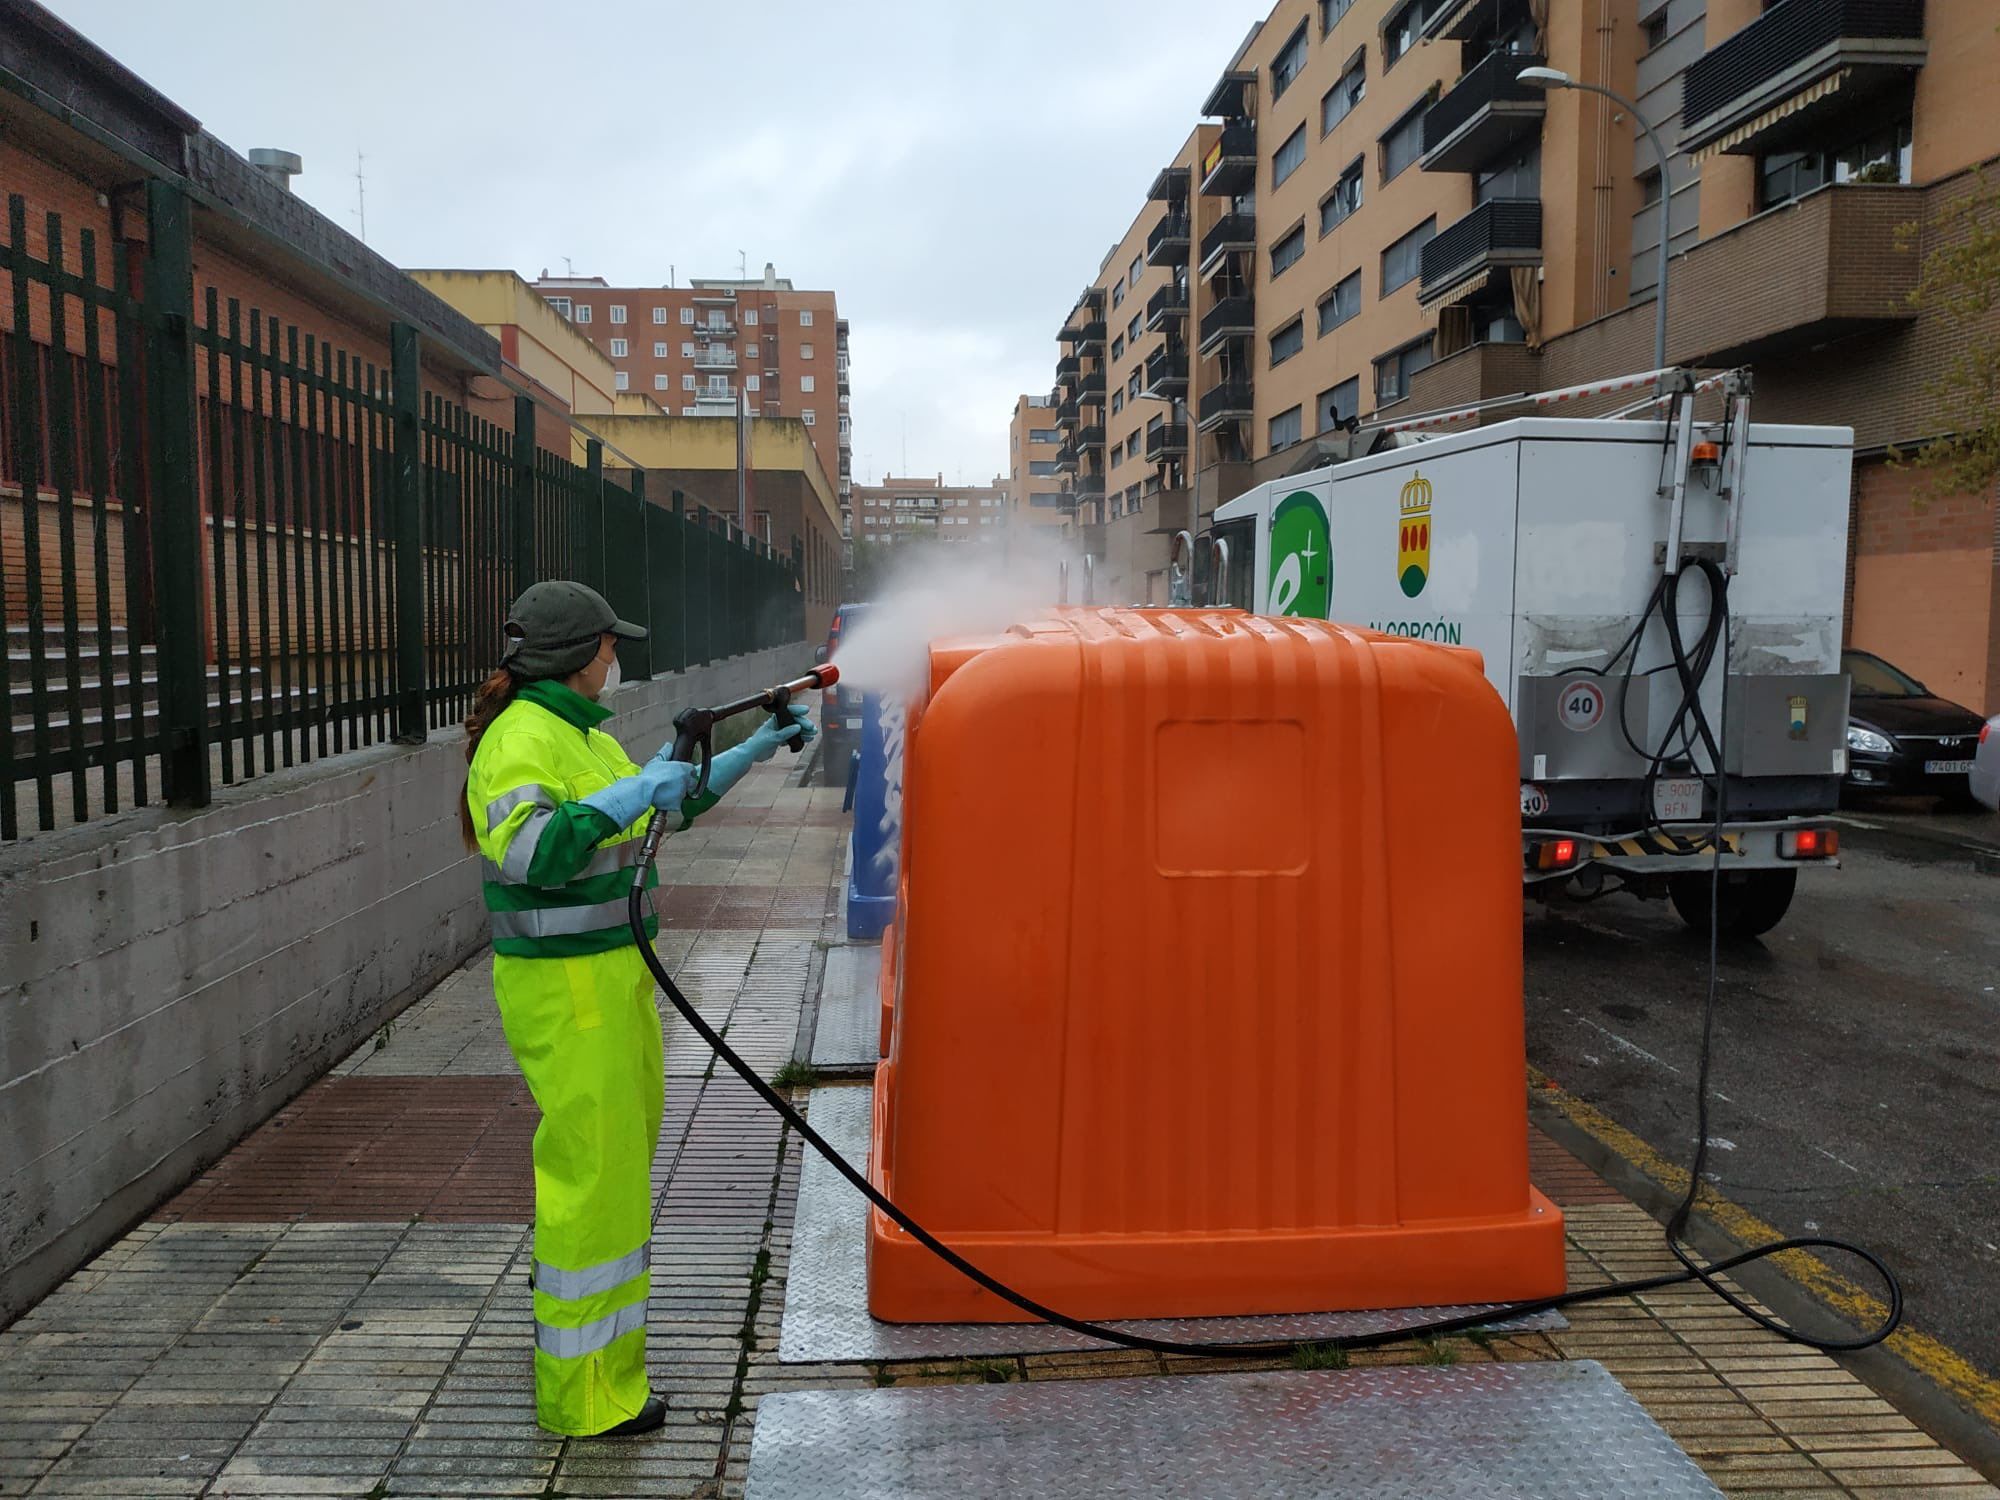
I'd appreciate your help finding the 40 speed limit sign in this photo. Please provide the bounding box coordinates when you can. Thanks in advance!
[1557,679,1606,733]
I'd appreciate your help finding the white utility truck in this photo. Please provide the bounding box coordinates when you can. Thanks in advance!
[1204,371,1851,937]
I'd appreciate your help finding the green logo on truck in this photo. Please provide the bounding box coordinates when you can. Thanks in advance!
[1268,491,1330,618]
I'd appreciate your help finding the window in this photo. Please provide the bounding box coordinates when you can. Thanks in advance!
[803,410,816,426]
[681,342,695,358]
[745,309,759,326]
[1642,7,1669,50]
[1109,439,1124,464]
[1112,334,1126,359]
[1321,0,1353,31]
[1269,405,1303,451]
[1112,281,1125,309]
[745,341,760,361]
[1320,157,1364,233]
[1757,118,1912,210]
[683,374,696,391]
[1323,52,1365,134]
[1317,270,1362,334]
[1111,389,1124,415]
[800,375,815,393]
[1270,317,1305,367]
[609,338,628,357]
[1639,170,1663,206]
[1373,334,1435,404]
[574,303,592,323]
[609,304,627,324]
[1128,313,1141,341]
[1381,95,1431,182]
[801,342,815,359]
[614,371,628,390]
[1271,20,1309,101]
[800,309,814,326]
[545,295,572,317]
[654,341,668,357]
[1030,428,1060,444]
[746,374,761,392]
[1127,371,1141,399]
[1384,0,1441,67]
[1129,254,1142,287]
[1475,141,1541,204]
[652,307,668,324]
[1318,376,1360,432]
[680,307,695,325]
[1381,216,1436,294]
[1030,459,1059,476]
[1271,224,1306,278]
[1268,127,1306,197]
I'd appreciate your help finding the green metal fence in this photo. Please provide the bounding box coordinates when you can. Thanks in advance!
[0,181,804,841]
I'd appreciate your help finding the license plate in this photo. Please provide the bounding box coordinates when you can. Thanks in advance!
[1925,759,1973,775]
[1652,777,1705,823]
[845,717,863,729]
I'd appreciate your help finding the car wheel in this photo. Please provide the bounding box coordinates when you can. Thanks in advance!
[1668,868,1797,941]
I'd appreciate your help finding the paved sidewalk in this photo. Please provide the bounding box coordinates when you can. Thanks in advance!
[2,753,1994,1498]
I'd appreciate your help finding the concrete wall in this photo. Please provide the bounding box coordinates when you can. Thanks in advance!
[0,642,806,1325]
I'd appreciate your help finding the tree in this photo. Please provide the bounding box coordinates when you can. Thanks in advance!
[1896,170,2000,495]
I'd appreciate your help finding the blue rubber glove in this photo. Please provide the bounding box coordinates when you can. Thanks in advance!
[703,707,816,799]
[577,757,697,830]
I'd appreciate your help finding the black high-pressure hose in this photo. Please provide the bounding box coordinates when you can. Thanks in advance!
[626,651,1903,1361]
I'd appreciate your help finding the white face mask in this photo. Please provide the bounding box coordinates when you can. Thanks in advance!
[599,655,624,699]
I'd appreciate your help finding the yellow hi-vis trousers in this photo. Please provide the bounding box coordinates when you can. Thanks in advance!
[493,945,664,1436]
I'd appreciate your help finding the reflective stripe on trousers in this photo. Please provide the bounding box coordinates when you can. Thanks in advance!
[536,1298,648,1359]
[536,1242,651,1302]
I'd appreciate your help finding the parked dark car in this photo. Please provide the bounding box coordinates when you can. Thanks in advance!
[816,602,872,780]
[1843,649,1986,803]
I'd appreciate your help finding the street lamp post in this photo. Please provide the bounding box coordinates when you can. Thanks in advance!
[1517,66,1674,376]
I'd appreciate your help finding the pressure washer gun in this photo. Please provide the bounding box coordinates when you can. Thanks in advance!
[633,664,839,866]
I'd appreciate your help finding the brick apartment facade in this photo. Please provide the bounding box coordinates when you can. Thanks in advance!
[853,474,1009,546]
[530,269,853,532]
[1005,395,1068,532]
[1037,0,2000,707]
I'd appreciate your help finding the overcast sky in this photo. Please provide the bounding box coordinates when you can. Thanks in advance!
[48,0,1265,486]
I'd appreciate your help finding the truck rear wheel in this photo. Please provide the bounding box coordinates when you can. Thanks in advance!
[1669,868,1797,940]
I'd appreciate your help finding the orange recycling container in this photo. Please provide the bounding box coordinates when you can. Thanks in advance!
[866,607,1565,1323]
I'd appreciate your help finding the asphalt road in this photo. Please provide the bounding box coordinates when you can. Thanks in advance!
[1525,799,2000,1380]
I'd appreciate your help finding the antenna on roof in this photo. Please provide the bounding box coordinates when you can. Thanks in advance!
[352,151,366,243]
[563,256,574,277]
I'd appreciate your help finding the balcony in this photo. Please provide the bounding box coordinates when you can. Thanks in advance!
[1196,295,1255,355]
[1198,212,1256,277]
[1074,423,1105,451]
[1422,51,1548,174]
[1075,371,1106,407]
[694,348,738,371]
[1057,396,1080,426]
[1421,0,1517,43]
[1145,282,1187,331]
[1665,182,1919,366]
[1146,212,1191,267]
[1143,343,1188,396]
[1145,422,1188,459]
[1199,119,1257,197]
[1148,164,1190,203]
[1680,0,1926,160]
[1195,380,1253,432]
[1418,198,1542,306]
[694,319,737,341]
[1201,70,1254,121]
[1054,445,1079,475]
[1056,353,1081,382]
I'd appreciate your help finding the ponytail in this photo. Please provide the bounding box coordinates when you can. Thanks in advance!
[460,667,521,851]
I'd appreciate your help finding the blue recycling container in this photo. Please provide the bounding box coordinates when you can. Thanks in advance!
[845,691,901,941]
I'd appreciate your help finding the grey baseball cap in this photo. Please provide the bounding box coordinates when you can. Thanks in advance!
[501,580,646,680]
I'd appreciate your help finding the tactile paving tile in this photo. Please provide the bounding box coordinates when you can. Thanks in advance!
[744,1361,1721,1499]
[809,944,884,1073]
[778,1087,1563,1362]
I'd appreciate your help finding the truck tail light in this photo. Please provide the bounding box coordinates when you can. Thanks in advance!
[1780,827,1838,860]
[1529,838,1580,872]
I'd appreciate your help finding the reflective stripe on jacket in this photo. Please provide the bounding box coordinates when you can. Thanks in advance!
[467,679,661,959]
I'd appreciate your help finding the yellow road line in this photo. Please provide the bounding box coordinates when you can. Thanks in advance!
[1530,1066,2000,1427]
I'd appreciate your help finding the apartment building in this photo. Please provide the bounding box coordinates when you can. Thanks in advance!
[1049,0,2000,706]
[1005,396,1070,531]
[853,475,1010,544]
[531,265,854,528]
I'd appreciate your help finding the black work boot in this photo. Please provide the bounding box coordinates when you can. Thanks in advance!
[601,1395,667,1438]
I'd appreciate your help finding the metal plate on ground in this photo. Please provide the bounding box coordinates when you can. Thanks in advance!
[778,1087,1563,1363]
[809,945,882,1075]
[745,1361,1721,1499]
